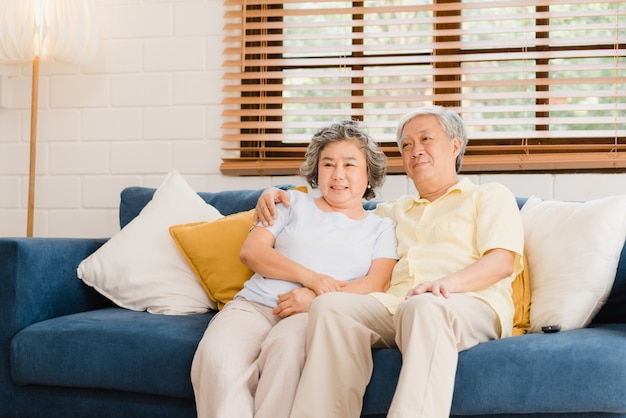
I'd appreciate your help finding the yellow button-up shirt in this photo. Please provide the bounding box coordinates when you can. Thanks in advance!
[370,178,524,338]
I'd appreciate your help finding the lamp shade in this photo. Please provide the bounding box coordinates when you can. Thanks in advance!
[0,0,98,64]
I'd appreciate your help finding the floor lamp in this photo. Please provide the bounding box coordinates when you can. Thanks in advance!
[0,0,98,237]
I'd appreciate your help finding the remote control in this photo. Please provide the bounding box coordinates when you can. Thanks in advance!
[541,324,561,333]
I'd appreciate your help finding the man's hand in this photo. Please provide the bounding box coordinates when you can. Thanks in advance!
[406,279,455,299]
[273,288,316,317]
[253,188,291,226]
[406,249,516,300]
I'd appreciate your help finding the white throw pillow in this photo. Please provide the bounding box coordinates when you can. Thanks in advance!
[77,170,222,314]
[521,195,626,333]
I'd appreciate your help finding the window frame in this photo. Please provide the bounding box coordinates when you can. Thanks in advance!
[221,0,626,176]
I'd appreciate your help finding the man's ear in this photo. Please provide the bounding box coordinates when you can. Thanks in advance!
[451,136,462,157]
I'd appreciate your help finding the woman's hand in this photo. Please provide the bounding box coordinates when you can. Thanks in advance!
[273,288,316,318]
[301,272,346,295]
[253,187,291,226]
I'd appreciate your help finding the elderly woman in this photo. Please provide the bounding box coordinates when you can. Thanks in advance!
[190,119,398,418]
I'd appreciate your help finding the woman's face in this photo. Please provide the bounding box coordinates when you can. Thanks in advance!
[317,140,369,209]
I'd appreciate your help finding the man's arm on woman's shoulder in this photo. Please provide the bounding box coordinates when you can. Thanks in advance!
[253,187,291,226]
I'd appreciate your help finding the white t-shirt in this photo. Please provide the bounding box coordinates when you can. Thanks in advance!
[237,190,398,308]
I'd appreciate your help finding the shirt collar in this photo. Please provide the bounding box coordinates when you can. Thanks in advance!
[407,177,474,207]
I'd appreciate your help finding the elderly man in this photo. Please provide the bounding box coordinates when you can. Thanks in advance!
[256,105,524,418]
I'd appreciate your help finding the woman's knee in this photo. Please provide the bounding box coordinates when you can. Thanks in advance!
[263,314,307,353]
[308,292,349,317]
[193,336,230,370]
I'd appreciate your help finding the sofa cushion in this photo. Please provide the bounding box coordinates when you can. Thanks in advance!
[515,196,626,327]
[11,307,213,399]
[170,209,256,310]
[453,324,626,414]
[78,170,223,314]
[511,255,531,335]
[361,324,626,416]
[521,195,626,332]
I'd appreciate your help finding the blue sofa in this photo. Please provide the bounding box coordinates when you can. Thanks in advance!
[1,186,626,418]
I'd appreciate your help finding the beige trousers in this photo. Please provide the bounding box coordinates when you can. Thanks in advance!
[191,298,308,418]
[290,292,499,418]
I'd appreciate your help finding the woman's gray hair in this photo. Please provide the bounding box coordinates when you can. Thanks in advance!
[395,105,468,173]
[300,119,387,200]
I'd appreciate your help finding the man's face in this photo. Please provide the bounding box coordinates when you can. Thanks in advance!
[399,115,461,185]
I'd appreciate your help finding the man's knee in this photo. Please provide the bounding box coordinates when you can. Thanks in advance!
[397,293,452,320]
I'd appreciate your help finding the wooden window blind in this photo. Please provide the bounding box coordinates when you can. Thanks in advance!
[221,0,625,176]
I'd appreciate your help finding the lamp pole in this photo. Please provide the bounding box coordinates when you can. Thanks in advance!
[27,55,39,238]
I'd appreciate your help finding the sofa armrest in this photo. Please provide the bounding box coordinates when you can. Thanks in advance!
[0,237,109,333]
[0,237,108,415]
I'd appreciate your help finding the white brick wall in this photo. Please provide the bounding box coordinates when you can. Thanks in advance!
[0,0,625,238]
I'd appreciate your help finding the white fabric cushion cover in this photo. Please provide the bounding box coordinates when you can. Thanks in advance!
[77,170,222,314]
[521,195,626,332]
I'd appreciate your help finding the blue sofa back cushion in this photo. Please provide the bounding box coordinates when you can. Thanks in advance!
[119,184,296,229]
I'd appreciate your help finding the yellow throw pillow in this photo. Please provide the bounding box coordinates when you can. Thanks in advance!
[170,209,255,310]
[511,255,531,336]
